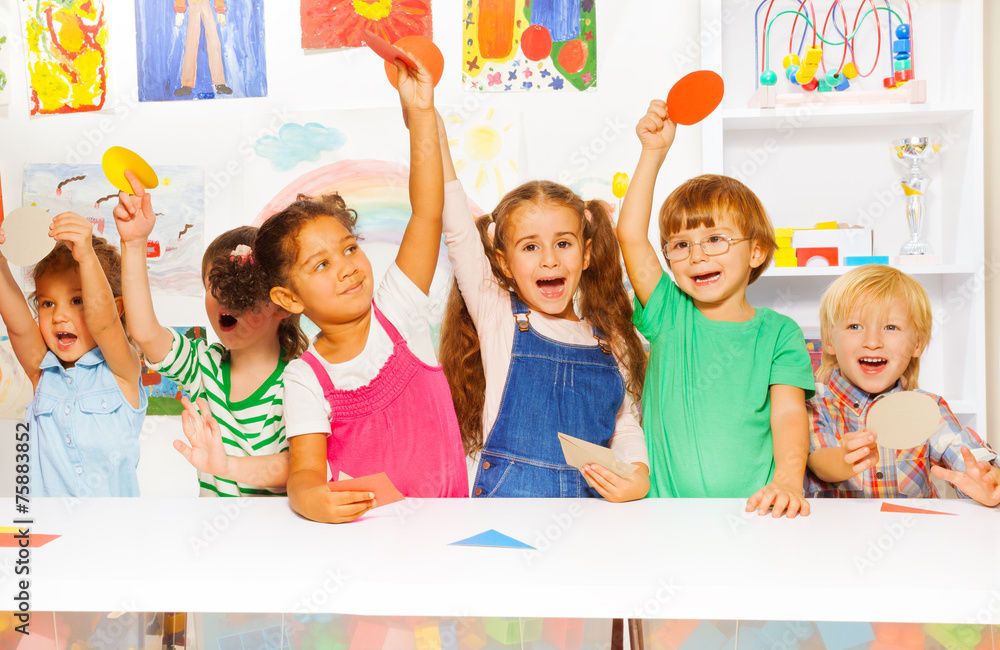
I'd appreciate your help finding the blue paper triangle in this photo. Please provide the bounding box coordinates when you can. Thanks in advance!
[449,529,535,550]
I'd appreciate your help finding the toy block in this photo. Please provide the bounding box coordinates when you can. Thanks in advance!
[802,77,819,91]
[455,619,487,650]
[842,62,859,78]
[795,68,815,85]
[544,618,586,649]
[834,75,850,91]
[775,237,792,248]
[775,228,794,238]
[814,622,874,650]
[817,80,833,92]
[351,620,388,649]
[522,618,544,643]
[895,58,913,71]
[384,626,416,650]
[925,623,982,650]
[815,221,838,229]
[796,247,838,267]
[783,54,800,68]
[895,69,915,83]
[786,65,801,84]
[893,38,911,54]
[884,76,899,89]
[845,255,889,265]
[803,45,823,65]
[484,618,521,645]
[894,50,911,61]
[415,622,441,650]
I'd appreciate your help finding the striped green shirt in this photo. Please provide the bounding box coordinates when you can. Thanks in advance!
[146,329,288,497]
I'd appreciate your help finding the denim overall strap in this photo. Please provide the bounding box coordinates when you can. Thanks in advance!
[472,295,626,498]
[299,302,469,498]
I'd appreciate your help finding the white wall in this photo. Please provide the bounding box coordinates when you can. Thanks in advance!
[0,1,703,494]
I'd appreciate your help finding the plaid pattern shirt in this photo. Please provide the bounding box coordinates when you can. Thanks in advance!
[806,369,996,498]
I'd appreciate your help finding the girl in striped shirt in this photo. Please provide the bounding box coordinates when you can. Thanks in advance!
[114,173,307,496]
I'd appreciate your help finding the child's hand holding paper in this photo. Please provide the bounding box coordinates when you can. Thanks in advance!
[558,433,649,502]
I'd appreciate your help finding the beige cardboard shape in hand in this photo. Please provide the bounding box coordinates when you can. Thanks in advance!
[558,432,636,489]
[0,206,54,267]
[865,391,942,450]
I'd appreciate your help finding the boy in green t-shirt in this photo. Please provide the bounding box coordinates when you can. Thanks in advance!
[616,100,816,517]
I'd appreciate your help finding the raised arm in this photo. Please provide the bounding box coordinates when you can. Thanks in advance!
[113,171,174,363]
[0,231,46,387]
[393,52,443,295]
[49,213,141,406]
[617,100,676,306]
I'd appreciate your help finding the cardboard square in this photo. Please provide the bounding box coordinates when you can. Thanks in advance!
[557,432,636,489]
[327,472,404,508]
[0,205,54,267]
[866,391,942,449]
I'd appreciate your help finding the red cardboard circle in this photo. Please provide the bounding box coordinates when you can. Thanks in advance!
[382,35,444,89]
[666,70,725,126]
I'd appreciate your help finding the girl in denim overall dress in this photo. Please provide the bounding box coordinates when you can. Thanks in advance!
[255,55,468,524]
[438,125,650,500]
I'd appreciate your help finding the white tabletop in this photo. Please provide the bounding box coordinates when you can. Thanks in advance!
[1,497,998,622]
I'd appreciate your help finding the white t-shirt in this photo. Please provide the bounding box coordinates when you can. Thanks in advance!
[284,263,437,438]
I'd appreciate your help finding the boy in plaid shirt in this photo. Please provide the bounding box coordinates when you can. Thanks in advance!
[806,265,1000,505]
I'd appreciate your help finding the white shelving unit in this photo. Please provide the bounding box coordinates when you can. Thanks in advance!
[699,1,986,432]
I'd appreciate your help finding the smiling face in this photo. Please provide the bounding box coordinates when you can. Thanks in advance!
[35,267,99,367]
[828,298,923,395]
[495,203,591,321]
[273,216,374,327]
[665,215,766,319]
[204,267,283,352]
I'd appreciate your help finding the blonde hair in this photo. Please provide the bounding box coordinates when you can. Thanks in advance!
[658,174,776,284]
[817,265,931,388]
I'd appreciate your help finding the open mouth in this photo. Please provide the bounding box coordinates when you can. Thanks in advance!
[692,272,721,286]
[536,278,566,299]
[218,313,238,332]
[55,332,77,350]
[858,357,888,373]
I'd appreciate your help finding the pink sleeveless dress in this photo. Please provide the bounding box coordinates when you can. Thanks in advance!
[299,303,468,498]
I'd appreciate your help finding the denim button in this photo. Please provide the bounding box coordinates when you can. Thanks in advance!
[474,487,483,496]
[67,377,73,384]
[102,401,108,409]
[65,436,71,444]
[75,467,83,474]
[64,406,71,415]
[483,461,491,470]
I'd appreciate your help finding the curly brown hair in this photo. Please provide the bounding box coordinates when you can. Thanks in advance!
[203,226,308,362]
[254,193,360,295]
[30,235,127,331]
[439,181,647,455]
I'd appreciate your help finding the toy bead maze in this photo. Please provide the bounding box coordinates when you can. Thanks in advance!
[749,0,925,108]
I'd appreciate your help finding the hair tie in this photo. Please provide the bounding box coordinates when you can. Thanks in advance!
[487,222,497,241]
[584,209,593,223]
[230,244,253,264]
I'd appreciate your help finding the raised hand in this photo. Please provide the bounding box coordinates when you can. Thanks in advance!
[395,50,435,116]
[112,170,156,243]
[636,99,677,153]
[49,212,95,264]
[174,395,230,477]
[931,446,1000,507]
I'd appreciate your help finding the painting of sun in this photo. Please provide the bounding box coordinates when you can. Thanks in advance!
[300,0,432,49]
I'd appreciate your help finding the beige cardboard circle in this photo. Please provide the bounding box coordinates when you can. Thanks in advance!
[865,391,941,450]
[0,206,54,267]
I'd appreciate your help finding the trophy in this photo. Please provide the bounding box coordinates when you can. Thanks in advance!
[892,137,941,259]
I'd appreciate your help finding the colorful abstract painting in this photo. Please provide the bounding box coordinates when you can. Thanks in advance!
[300,0,432,49]
[142,326,206,415]
[22,163,205,296]
[462,0,596,92]
[443,106,523,214]
[20,0,109,114]
[0,24,10,106]
[0,337,33,419]
[135,0,267,102]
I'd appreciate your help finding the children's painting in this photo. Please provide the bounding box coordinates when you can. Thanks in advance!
[443,106,523,214]
[143,326,205,415]
[0,337,32,419]
[22,163,205,296]
[243,109,474,345]
[134,0,267,102]
[462,0,596,92]
[20,0,109,114]
[300,0,432,49]
[0,24,11,106]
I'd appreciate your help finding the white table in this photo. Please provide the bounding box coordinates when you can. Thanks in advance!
[1,497,998,623]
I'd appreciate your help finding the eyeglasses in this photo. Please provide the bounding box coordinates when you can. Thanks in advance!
[663,235,749,262]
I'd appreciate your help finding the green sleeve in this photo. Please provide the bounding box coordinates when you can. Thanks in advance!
[142,328,214,399]
[632,270,682,343]
[769,316,817,399]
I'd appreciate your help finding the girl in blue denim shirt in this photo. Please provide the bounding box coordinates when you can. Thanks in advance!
[0,213,145,497]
